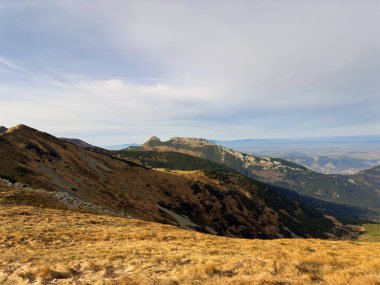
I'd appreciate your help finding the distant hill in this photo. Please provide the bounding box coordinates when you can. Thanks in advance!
[103,143,140,150]
[61,137,95,149]
[212,136,380,174]
[0,124,359,239]
[128,137,380,221]
[212,135,380,150]
[353,166,380,191]
[280,155,380,175]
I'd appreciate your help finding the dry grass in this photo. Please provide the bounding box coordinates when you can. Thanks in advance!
[1,203,379,285]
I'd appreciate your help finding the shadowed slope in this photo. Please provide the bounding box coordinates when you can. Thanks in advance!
[128,137,380,221]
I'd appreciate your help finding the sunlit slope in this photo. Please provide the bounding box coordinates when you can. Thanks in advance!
[0,183,379,285]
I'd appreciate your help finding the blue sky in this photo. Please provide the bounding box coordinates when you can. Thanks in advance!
[0,1,379,145]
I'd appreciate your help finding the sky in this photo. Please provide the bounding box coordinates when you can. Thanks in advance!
[0,0,379,146]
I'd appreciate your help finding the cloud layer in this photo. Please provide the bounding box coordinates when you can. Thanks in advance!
[0,1,379,145]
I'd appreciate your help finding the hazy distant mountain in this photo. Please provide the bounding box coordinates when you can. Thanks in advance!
[212,135,380,149]
[211,136,380,174]
[61,138,139,151]
[103,143,139,150]
[129,136,380,221]
[282,155,380,175]
[0,124,357,239]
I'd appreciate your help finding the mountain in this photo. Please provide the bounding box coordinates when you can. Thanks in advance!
[116,150,379,223]
[280,155,380,175]
[352,166,380,190]
[128,137,380,221]
[212,136,380,174]
[0,125,359,239]
[61,137,95,149]
[103,143,140,150]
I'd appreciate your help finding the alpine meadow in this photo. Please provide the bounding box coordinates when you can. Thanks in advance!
[0,1,379,284]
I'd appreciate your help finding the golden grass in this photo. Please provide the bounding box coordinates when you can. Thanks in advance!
[1,203,379,285]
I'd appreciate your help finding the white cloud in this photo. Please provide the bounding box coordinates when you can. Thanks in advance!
[0,57,27,73]
[0,1,379,144]
[0,73,217,143]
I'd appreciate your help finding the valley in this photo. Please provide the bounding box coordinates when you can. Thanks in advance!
[213,136,380,174]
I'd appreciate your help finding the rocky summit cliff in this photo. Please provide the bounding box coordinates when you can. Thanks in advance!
[0,125,360,239]
[129,136,380,222]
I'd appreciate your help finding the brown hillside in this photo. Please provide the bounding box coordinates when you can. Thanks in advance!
[0,125,359,239]
[0,183,378,285]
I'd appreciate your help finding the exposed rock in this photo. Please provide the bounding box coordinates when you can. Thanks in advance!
[146,136,161,143]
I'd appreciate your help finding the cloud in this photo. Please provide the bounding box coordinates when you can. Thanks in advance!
[0,57,27,73]
[0,72,217,143]
[0,1,379,144]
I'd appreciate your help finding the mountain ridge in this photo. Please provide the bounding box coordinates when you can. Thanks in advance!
[128,136,380,221]
[0,124,359,239]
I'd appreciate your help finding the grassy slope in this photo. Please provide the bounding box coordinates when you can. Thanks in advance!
[0,185,379,285]
[358,224,380,242]
[114,151,361,238]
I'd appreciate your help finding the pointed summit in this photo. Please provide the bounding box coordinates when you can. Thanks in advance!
[143,136,162,146]
[5,124,39,135]
[147,136,161,143]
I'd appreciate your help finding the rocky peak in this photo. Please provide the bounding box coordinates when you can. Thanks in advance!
[169,137,216,147]
[147,136,161,142]
[143,136,162,146]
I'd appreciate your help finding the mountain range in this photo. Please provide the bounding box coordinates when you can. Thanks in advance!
[0,124,363,239]
[128,136,380,222]
[212,136,380,174]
